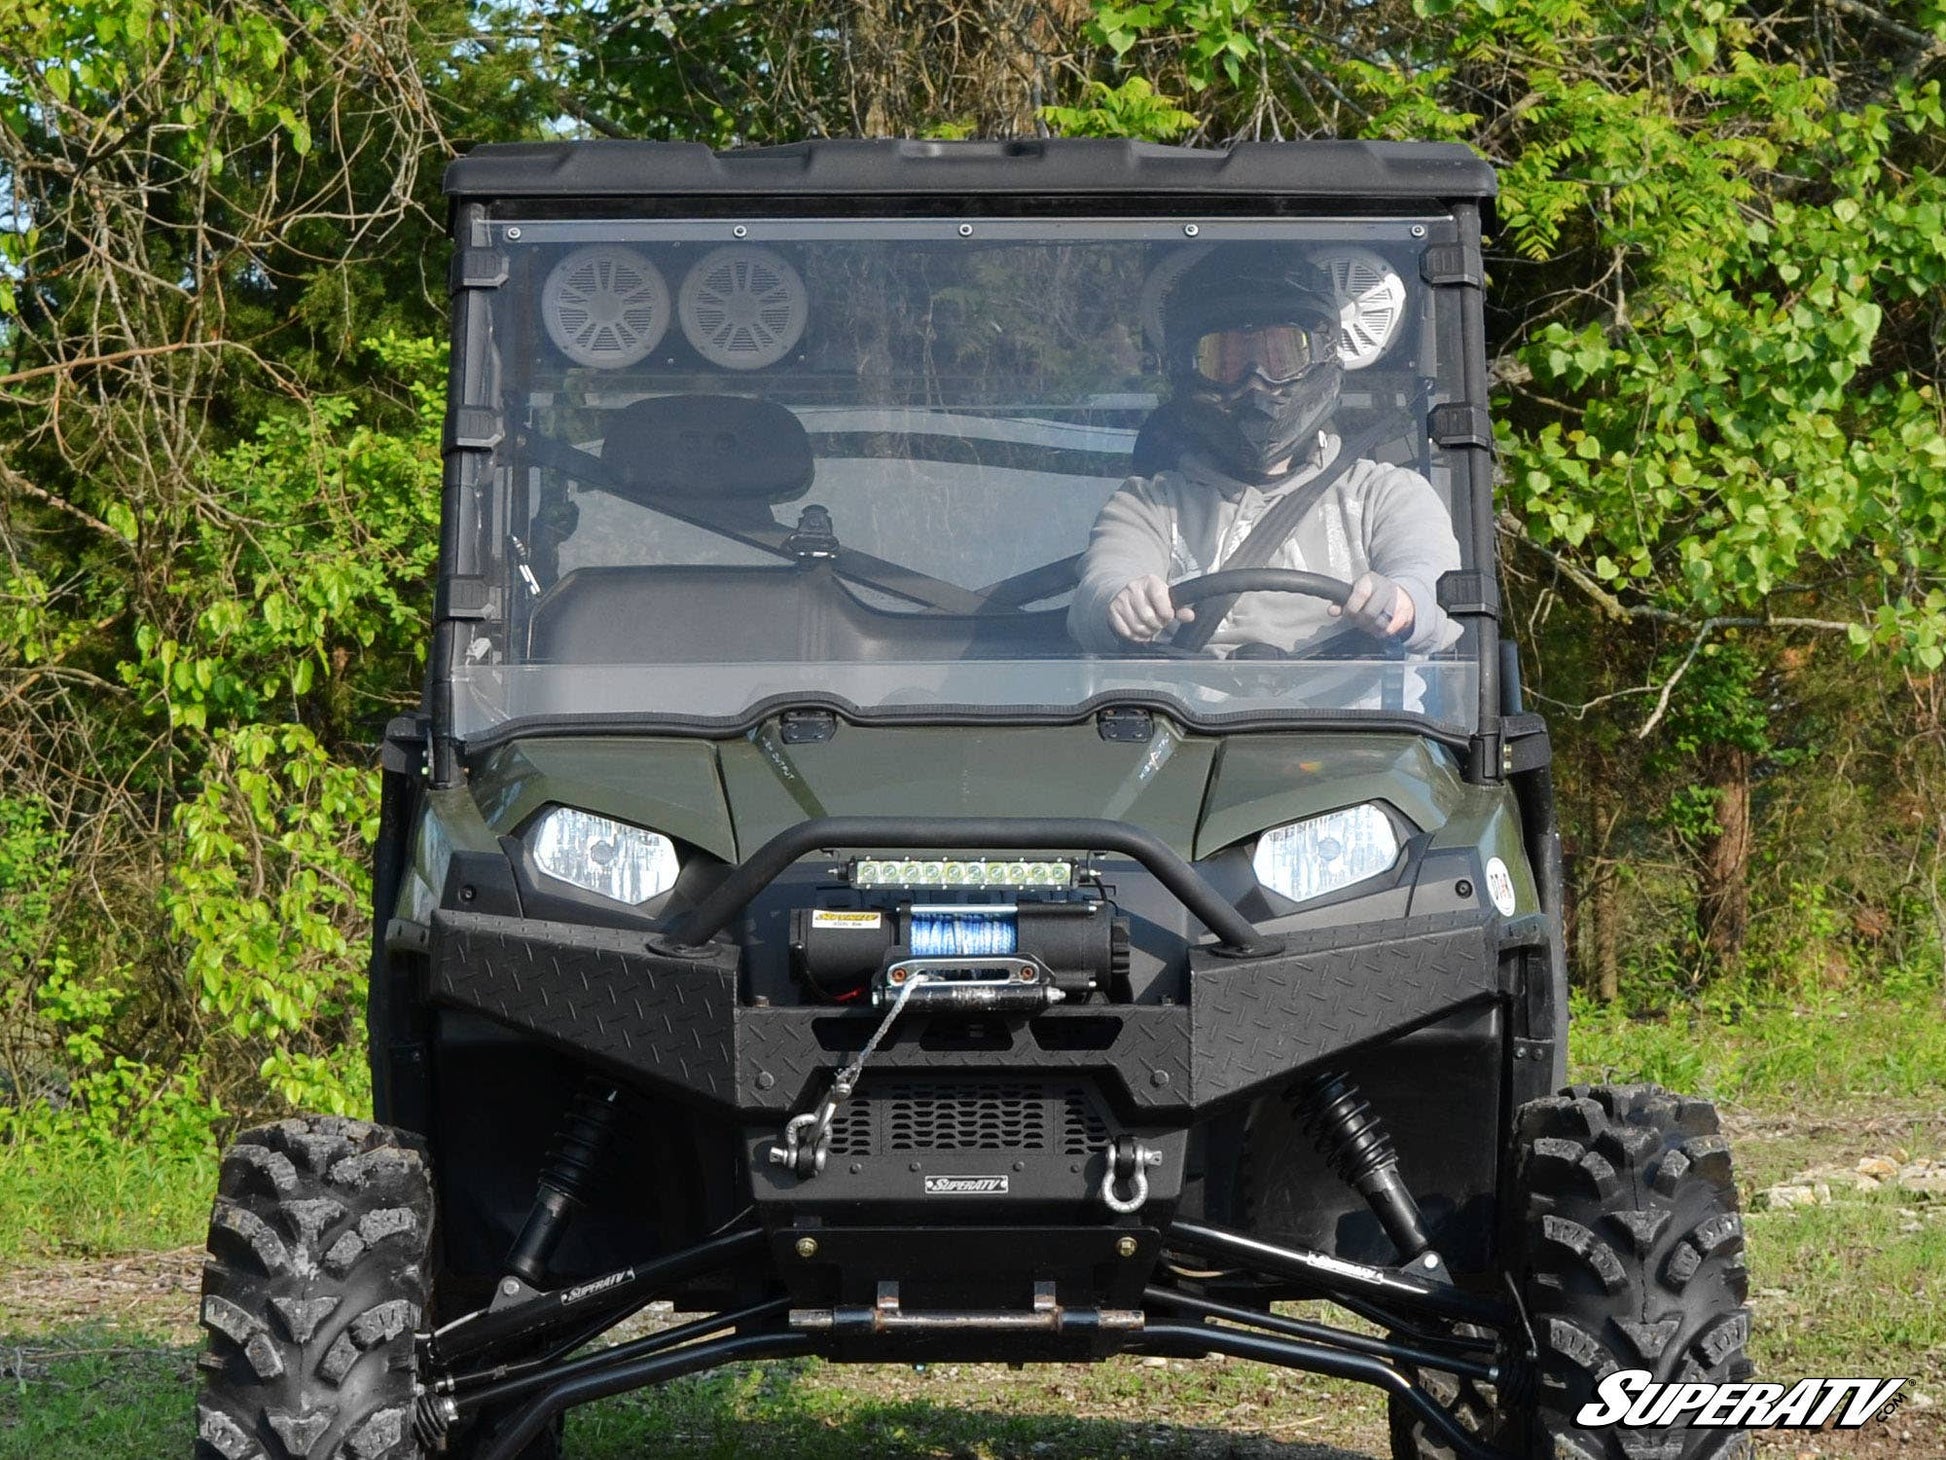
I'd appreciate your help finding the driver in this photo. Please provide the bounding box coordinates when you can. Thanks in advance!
[1068,247,1461,657]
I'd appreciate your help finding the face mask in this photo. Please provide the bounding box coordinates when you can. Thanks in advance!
[1179,360,1342,482]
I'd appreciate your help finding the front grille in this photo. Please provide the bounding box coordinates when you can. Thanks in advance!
[824,1079,1112,1157]
[889,1081,1046,1150]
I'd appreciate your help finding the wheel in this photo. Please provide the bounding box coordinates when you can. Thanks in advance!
[1390,1084,1752,1460]
[195,1116,434,1460]
[1386,1328,1509,1459]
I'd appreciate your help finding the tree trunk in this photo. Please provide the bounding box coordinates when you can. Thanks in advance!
[1695,746,1753,963]
[1590,862,1621,1002]
[1571,765,1623,1002]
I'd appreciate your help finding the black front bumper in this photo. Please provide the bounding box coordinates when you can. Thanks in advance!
[427,904,1504,1118]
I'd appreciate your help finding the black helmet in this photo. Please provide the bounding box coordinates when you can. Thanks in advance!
[1160,247,1343,482]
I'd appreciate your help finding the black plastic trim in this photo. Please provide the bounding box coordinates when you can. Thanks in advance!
[445,139,1497,203]
[452,692,1476,759]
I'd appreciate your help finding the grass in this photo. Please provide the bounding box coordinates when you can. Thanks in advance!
[1567,990,1946,1104]
[0,1317,1389,1459]
[0,1134,215,1262]
[1743,1189,1946,1385]
[3,993,1943,1456]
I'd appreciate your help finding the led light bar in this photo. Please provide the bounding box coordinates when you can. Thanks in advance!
[850,857,1073,890]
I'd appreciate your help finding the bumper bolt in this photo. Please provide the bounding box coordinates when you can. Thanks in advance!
[795,1236,819,1259]
[1116,1236,1139,1258]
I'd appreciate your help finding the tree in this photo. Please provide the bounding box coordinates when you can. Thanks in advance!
[0,1,546,1133]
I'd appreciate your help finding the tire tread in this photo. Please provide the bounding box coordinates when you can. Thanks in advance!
[194,1115,431,1460]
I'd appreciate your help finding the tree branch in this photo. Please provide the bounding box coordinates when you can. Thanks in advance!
[0,459,120,538]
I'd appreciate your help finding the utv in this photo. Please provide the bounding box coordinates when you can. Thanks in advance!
[195,139,1751,1460]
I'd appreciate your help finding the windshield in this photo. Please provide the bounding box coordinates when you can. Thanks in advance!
[448,219,1481,737]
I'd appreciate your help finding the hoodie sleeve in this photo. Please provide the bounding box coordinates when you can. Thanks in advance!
[1359,464,1463,654]
[1066,473,1178,653]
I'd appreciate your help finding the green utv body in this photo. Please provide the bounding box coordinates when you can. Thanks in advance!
[194,140,1752,1460]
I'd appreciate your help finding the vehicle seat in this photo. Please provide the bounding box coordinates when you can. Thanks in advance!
[526,394,1074,663]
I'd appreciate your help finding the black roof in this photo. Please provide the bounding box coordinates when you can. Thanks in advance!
[443,138,1495,204]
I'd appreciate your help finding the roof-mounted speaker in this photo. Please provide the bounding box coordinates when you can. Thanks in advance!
[541,246,672,369]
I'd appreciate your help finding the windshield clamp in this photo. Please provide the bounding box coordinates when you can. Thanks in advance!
[445,406,504,453]
[1435,569,1499,623]
[1428,404,1493,452]
[449,247,509,292]
[1096,707,1154,743]
[779,709,838,745]
[1419,245,1481,289]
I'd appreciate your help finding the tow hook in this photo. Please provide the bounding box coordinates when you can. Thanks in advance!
[1101,1136,1164,1215]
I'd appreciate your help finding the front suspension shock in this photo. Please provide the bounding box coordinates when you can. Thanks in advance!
[504,1078,623,1287]
[1293,1070,1433,1262]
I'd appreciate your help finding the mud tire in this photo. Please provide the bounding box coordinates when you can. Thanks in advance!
[1390,1083,1752,1460]
[195,1116,433,1460]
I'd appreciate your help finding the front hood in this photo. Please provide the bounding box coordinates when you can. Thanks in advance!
[470,717,1465,862]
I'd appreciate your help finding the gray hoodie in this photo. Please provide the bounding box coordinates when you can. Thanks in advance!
[1067,434,1462,657]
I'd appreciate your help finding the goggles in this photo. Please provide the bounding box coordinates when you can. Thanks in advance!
[1188,322,1334,388]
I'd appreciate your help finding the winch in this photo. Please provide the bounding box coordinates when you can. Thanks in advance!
[790,900,1128,1006]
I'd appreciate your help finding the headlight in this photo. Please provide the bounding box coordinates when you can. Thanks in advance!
[529,807,679,904]
[1252,803,1400,904]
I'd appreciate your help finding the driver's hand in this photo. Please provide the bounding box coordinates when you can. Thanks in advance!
[1108,574,1195,642]
[1330,571,1415,638]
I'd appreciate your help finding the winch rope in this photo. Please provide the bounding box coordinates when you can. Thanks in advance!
[908,910,1017,958]
[769,969,929,1178]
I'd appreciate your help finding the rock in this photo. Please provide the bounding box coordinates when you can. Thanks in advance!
[1857,1155,1900,1179]
[1898,1162,1946,1197]
[1758,1183,1830,1210]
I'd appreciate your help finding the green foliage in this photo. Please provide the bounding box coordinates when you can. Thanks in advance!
[0,1130,215,1255]
[1042,77,1198,140]
[162,724,378,1116]
[1088,0,1264,91]
[2,338,442,1141]
[120,334,445,736]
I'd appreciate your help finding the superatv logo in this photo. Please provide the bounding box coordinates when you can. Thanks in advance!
[1577,1370,1907,1430]
[923,1174,1008,1195]
[560,1270,633,1306]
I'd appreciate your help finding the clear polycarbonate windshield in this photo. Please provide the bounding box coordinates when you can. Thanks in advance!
[447,219,1481,737]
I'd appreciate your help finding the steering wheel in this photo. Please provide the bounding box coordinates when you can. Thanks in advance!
[1124,568,1367,660]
